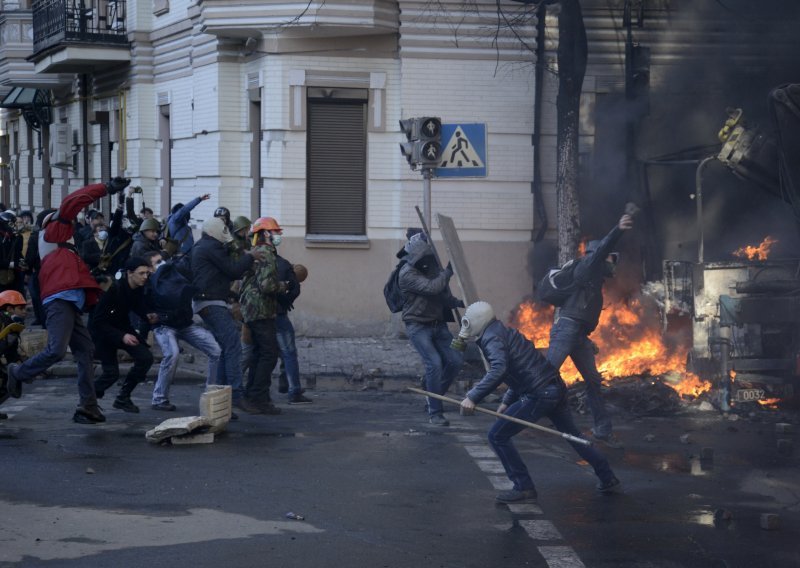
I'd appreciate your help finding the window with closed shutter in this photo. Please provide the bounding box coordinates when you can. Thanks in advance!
[306,89,367,236]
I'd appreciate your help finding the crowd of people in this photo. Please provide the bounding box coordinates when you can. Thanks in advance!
[0,178,310,424]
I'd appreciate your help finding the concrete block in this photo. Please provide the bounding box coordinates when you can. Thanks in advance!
[199,385,232,434]
[760,513,780,530]
[775,423,793,435]
[698,401,715,411]
[171,432,215,445]
[146,416,210,443]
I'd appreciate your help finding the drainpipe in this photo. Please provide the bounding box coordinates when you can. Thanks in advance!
[695,156,716,264]
[81,74,90,187]
[532,3,548,242]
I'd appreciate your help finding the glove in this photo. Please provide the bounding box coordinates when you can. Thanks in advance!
[106,177,131,195]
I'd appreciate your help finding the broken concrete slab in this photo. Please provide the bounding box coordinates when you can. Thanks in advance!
[171,432,215,445]
[146,416,210,443]
[199,385,232,433]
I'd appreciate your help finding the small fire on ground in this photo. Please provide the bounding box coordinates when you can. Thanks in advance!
[733,236,777,261]
[510,294,712,398]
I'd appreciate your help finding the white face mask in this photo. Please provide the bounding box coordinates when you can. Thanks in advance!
[98,230,109,241]
[271,234,282,247]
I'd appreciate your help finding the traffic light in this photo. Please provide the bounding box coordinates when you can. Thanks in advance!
[399,117,442,170]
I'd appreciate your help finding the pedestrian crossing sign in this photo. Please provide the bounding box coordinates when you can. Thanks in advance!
[436,123,487,177]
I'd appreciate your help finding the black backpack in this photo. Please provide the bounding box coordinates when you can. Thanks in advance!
[383,260,406,313]
[146,262,198,328]
[536,259,580,306]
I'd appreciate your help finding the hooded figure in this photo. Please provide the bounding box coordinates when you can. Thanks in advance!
[191,214,262,407]
[545,211,634,448]
[397,231,464,427]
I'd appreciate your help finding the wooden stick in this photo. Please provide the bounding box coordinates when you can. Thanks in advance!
[407,387,592,446]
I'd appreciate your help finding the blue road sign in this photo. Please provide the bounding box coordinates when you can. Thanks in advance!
[435,123,487,178]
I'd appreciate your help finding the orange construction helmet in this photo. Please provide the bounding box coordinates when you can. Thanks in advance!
[251,217,282,233]
[0,290,26,307]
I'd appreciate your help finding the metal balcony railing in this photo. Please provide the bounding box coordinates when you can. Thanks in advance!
[32,0,128,57]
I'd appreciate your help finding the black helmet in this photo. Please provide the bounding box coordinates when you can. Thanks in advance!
[214,207,230,219]
[0,210,16,224]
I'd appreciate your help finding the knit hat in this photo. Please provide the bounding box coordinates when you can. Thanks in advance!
[124,256,150,272]
[203,216,233,243]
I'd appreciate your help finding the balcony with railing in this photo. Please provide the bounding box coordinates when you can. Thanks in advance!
[30,0,130,73]
[198,0,399,40]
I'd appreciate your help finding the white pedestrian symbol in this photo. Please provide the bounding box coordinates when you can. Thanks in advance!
[439,127,484,168]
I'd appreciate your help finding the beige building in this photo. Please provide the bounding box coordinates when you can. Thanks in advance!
[3,1,794,335]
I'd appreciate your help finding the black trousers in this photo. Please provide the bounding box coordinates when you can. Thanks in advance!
[93,335,154,399]
[245,319,279,404]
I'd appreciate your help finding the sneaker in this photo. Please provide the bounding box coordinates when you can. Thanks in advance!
[234,399,264,414]
[6,363,22,399]
[112,397,140,413]
[288,394,312,405]
[597,477,621,494]
[257,402,282,415]
[592,432,624,449]
[495,488,538,503]
[151,401,177,411]
[74,404,106,424]
[429,414,449,427]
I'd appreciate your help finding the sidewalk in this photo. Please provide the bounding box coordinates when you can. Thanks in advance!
[40,333,434,390]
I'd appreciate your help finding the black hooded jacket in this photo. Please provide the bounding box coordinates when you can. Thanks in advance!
[398,237,460,324]
[558,225,625,332]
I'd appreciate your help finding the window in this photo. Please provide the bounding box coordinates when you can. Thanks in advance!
[306,88,367,237]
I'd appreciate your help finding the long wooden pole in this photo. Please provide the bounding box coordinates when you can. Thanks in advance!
[408,387,592,446]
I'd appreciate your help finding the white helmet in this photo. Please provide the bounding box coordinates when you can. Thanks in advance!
[460,301,495,339]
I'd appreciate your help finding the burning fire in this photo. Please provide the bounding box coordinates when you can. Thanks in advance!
[733,236,777,261]
[510,295,711,397]
[757,398,781,408]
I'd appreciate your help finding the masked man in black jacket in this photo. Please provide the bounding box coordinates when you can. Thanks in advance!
[545,212,634,449]
[456,301,620,504]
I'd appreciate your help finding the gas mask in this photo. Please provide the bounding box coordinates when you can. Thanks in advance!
[98,230,109,241]
[271,233,282,247]
[450,301,495,352]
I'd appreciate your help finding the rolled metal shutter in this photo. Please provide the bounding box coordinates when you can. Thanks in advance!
[307,99,366,235]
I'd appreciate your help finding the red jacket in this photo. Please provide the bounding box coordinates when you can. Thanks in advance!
[39,183,107,307]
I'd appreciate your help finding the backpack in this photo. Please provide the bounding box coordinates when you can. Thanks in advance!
[536,259,580,306]
[383,260,406,313]
[147,261,198,328]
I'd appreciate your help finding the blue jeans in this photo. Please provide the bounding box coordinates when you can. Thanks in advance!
[406,321,463,416]
[152,324,221,405]
[546,316,612,437]
[14,299,96,406]
[200,305,244,402]
[276,314,302,396]
[488,382,616,492]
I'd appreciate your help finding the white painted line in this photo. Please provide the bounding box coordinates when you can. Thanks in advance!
[538,545,586,568]
[463,445,496,459]
[507,503,544,515]
[455,434,484,444]
[475,459,506,474]
[1,406,25,412]
[487,475,513,490]
[519,519,562,541]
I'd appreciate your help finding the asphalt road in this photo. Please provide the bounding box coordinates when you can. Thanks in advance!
[1,378,799,568]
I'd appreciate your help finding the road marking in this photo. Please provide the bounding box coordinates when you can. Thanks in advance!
[463,444,496,458]
[538,546,587,568]
[487,475,513,490]
[475,459,506,474]
[519,519,563,541]
[507,503,543,515]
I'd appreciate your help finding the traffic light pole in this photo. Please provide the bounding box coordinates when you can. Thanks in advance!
[422,166,433,231]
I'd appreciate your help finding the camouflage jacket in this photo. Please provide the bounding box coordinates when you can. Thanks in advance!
[239,244,281,322]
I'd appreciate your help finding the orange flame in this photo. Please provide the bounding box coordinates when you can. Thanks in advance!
[733,236,777,261]
[510,294,711,398]
[758,398,781,408]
